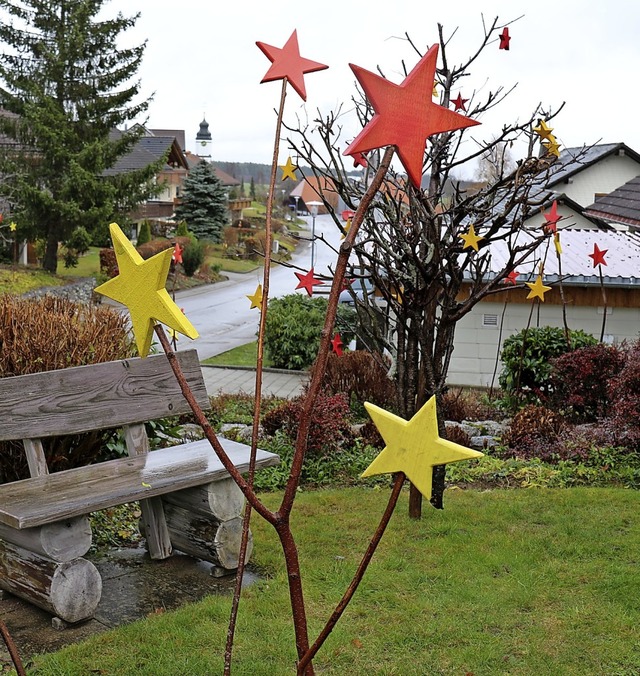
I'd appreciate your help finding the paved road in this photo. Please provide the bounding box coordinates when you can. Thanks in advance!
[174,213,343,360]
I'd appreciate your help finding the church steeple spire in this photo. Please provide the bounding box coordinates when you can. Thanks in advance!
[195,115,212,158]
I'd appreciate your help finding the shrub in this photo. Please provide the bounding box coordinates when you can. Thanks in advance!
[264,294,357,370]
[181,239,205,277]
[261,392,353,457]
[444,424,472,447]
[65,226,92,256]
[136,220,152,246]
[607,340,640,450]
[0,296,136,482]
[175,221,189,237]
[99,247,118,277]
[549,343,626,422]
[499,326,597,407]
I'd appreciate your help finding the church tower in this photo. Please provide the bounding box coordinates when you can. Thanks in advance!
[195,116,212,158]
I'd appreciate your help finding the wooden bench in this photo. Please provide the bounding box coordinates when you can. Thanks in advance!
[0,350,279,624]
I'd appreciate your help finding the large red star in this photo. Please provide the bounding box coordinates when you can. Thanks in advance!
[294,268,324,296]
[503,269,520,285]
[499,27,511,50]
[543,200,562,233]
[344,45,480,188]
[588,243,608,267]
[256,30,328,101]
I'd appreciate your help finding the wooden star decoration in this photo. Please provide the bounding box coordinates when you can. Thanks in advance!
[361,397,483,500]
[554,233,562,255]
[499,27,511,50]
[525,275,552,302]
[460,223,483,251]
[343,44,480,188]
[331,333,343,356]
[294,268,324,296]
[543,201,562,233]
[589,243,608,267]
[451,93,468,112]
[256,29,328,101]
[247,283,263,310]
[280,156,298,181]
[172,242,183,265]
[94,223,199,357]
[503,269,520,285]
[542,138,561,157]
[9,221,16,232]
[351,151,367,168]
[533,119,554,140]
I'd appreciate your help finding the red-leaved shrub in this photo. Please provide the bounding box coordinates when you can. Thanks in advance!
[607,340,640,450]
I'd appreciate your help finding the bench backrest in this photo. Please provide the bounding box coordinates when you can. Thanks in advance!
[0,350,210,441]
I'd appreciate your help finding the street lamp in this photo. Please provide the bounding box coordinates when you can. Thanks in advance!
[307,201,322,268]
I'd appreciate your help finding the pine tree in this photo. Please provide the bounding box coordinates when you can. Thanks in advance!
[0,1,161,272]
[174,161,228,242]
[249,176,256,201]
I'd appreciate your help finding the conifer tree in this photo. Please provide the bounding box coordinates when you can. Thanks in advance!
[174,161,228,242]
[0,0,161,272]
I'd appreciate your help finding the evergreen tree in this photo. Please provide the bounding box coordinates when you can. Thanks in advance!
[0,1,161,272]
[174,161,228,242]
[249,176,256,200]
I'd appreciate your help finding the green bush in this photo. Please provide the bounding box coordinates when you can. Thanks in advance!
[181,239,205,277]
[499,326,597,407]
[175,221,189,237]
[264,294,357,370]
[136,220,152,246]
[65,226,92,256]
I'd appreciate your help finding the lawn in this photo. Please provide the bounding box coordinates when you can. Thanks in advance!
[202,341,269,367]
[0,266,65,295]
[32,487,640,675]
[56,247,101,278]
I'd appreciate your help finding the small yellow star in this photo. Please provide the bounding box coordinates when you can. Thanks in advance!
[460,223,483,251]
[432,80,438,98]
[525,275,552,301]
[247,283,263,310]
[362,397,483,500]
[280,157,298,181]
[94,223,199,357]
[554,233,562,255]
[542,138,561,157]
[9,221,16,232]
[341,217,352,241]
[533,119,554,140]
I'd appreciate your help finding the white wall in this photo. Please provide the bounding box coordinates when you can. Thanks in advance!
[448,299,640,388]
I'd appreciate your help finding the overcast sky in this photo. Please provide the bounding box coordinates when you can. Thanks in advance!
[105,0,640,176]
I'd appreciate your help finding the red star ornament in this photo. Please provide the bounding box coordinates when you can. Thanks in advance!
[543,201,562,233]
[294,268,324,296]
[451,93,468,112]
[172,243,183,265]
[352,151,367,168]
[331,333,343,356]
[589,243,608,267]
[344,45,480,188]
[503,269,520,285]
[499,27,511,50]
[256,30,328,101]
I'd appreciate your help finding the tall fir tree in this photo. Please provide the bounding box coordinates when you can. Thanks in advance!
[0,0,161,272]
[174,161,228,242]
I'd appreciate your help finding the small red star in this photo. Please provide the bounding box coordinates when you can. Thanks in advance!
[543,201,562,233]
[341,209,355,221]
[503,270,520,285]
[294,268,324,296]
[352,151,367,168]
[588,243,608,267]
[172,243,183,265]
[344,44,480,188]
[499,27,511,50]
[451,93,468,112]
[256,30,328,101]
[331,333,343,356]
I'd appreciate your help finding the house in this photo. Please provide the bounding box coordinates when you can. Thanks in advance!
[290,175,342,214]
[583,175,640,230]
[447,143,640,388]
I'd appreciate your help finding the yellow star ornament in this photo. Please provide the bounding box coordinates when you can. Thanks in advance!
[247,283,263,310]
[525,275,552,301]
[280,156,298,181]
[533,119,554,140]
[460,223,483,251]
[9,221,16,232]
[361,397,483,500]
[94,223,199,357]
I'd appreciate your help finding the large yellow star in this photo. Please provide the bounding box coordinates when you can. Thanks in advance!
[94,223,199,357]
[460,223,483,251]
[542,138,561,157]
[361,397,483,500]
[525,275,552,301]
[247,283,263,310]
[533,119,554,140]
[280,157,298,181]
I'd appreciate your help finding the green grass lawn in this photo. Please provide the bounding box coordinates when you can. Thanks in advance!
[32,487,640,675]
[57,247,101,278]
[202,341,270,367]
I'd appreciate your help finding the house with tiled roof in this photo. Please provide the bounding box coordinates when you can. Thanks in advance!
[583,175,640,230]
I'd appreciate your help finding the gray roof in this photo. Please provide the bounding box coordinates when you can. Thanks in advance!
[149,129,186,152]
[583,176,640,227]
[547,143,640,187]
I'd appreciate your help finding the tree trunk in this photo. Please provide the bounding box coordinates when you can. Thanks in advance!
[42,230,59,273]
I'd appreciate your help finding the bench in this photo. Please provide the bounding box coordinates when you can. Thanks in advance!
[0,350,279,624]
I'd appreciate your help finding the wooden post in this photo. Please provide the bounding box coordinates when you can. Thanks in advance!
[0,517,92,562]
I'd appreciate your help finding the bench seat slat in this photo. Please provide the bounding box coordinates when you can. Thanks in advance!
[0,439,279,529]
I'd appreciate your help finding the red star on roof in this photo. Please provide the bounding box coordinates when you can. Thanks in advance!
[503,269,520,285]
[543,201,562,233]
[344,45,480,188]
[294,268,324,296]
[331,333,343,356]
[451,93,468,112]
[588,243,608,267]
[499,27,511,50]
[256,30,328,101]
